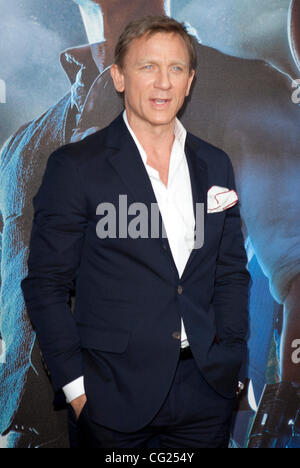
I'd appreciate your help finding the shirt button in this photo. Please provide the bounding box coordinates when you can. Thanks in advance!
[172,331,181,340]
[177,285,183,295]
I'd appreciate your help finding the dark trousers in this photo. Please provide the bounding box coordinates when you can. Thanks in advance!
[69,355,236,448]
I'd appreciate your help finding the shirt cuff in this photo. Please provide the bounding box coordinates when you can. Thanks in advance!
[62,376,85,403]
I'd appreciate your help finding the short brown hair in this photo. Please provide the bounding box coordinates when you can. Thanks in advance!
[114,15,196,73]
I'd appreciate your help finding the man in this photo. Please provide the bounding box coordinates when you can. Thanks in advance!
[22,16,250,448]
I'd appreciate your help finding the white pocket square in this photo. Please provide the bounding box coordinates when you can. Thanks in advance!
[207,186,238,213]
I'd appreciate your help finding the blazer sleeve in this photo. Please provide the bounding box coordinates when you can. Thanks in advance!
[21,145,88,391]
[212,155,251,378]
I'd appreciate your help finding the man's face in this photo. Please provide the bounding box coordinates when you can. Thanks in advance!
[110,32,195,131]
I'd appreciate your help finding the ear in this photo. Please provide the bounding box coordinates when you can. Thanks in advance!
[110,64,125,93]
[185,69,195,97]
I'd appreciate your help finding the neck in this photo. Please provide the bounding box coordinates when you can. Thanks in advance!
[82,0,166,73]
[127,113,176,159]
[128,116,176,188]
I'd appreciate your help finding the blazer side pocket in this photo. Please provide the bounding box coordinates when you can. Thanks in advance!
[78,323,130,353]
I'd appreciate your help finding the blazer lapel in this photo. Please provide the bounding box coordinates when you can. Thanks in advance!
[182,134,208,279]
[105,114,158,208]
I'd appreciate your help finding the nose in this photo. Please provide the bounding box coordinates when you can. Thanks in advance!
[154,68,172,90]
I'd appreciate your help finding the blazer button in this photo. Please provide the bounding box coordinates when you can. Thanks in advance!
[172,331,181,340]
[177,285,183,295]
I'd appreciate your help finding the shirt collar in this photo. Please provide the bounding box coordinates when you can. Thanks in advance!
[60,42,109,115]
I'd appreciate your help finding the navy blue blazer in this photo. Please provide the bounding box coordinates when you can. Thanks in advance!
[22,113,250,432]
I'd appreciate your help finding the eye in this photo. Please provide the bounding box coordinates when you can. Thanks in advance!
[172,66,183,72]
[142,64,153,70]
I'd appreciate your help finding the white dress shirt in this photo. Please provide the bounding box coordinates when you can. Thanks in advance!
[62,111,195,403]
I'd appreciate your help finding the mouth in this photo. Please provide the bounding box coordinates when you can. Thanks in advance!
[150,98,171,107]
